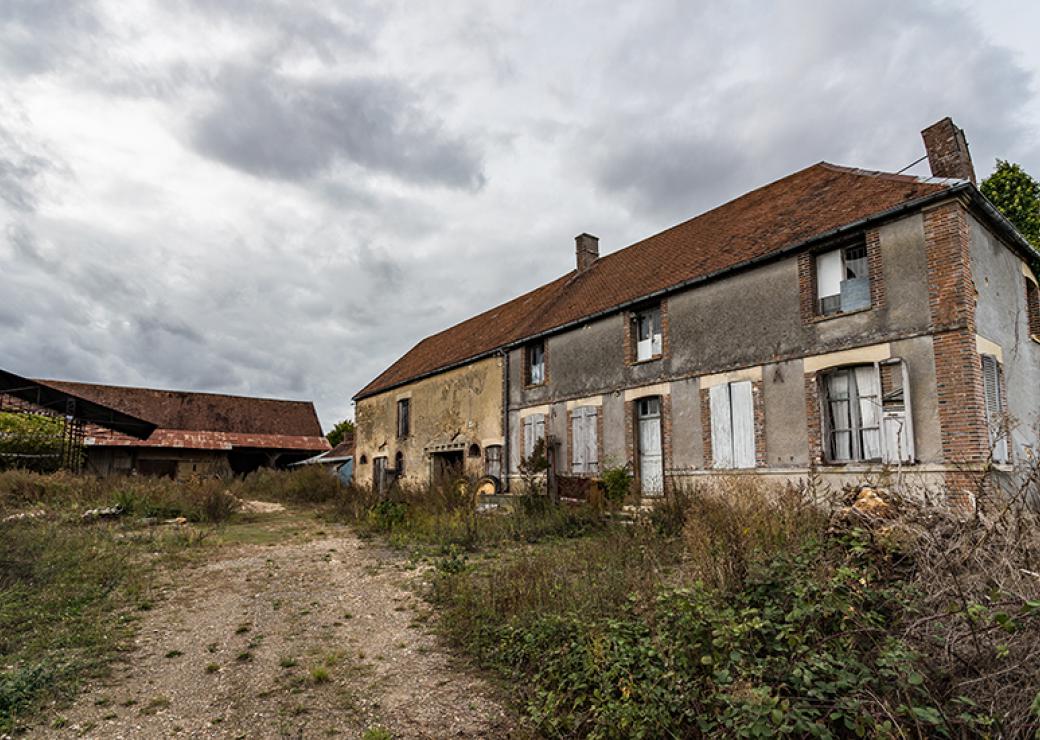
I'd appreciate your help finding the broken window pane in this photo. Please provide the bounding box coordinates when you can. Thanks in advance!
[635,307,662,361]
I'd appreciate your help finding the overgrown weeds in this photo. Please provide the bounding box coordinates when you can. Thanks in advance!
[329,478,604,552]
[426,476,1040,738]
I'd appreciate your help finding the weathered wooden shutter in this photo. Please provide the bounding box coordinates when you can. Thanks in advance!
[533,414,546,446]
[880,359,915,463]
[709,383,733,469]
[586,407,599,473]
[523,416,534,458]
[571,410,586,474]
[982,355,1008,463]
[730,381,755,468]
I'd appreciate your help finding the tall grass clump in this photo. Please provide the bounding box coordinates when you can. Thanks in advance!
[236,466,342,504]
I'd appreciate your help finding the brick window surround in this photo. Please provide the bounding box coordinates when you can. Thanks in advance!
[623,299,670,365]
[798,229,884,324]
[700,380,766,469]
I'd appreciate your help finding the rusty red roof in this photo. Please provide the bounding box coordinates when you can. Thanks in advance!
[356,163,954,399]
[37,380,329,452]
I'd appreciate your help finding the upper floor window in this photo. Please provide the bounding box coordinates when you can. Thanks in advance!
[634,306,662,361]
[526,340,546,385]
[396,398,410,438]
[816,241,870,316]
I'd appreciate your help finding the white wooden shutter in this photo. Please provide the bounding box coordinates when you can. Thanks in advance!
[816,249,843,300]
[571,410,586,474]
[982,355,1008,463]
[523,416,534,458]
[854,365,882,460]
[709,383,734,469]
[730,381,755,468]
[534,414,546,448]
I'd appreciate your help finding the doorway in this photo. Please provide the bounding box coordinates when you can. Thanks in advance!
[431,450,464,487]
[637,397,663,494]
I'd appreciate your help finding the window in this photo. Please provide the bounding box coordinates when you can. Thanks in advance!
[634,306,662,361]
[396,398,410,438]
[708,381,755,469]
[1026,278,1040,339]
[816,241,870,316]
[820,360,914,464]
[522,413,545,458]
[570,406,599,475]
[485,445,503,479]
[468,443,481,458]
[526,340,546,385]
[359,454,367,465]
[982,354,1009,463]
[394,451,404,477]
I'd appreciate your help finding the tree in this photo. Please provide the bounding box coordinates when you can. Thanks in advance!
[981,160,1040,248]
[326,419,355,447]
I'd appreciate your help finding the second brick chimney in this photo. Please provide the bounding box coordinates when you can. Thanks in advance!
[575,233,599,272]
[921,117,976,184]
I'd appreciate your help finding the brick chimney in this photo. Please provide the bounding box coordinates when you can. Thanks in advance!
[575,233,599,272]
[921,117,976,184]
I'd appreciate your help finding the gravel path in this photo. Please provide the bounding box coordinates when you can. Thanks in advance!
[48,520,519,739]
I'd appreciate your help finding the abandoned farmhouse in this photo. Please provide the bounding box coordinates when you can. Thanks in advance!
[353,118,1040,500]
[0,374,329,478]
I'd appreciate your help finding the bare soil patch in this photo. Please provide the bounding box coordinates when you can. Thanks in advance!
[46,516,518,739]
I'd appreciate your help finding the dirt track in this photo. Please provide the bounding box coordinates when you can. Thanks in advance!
[50,516,518,739]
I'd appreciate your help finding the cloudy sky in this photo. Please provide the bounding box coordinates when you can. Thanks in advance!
[2,0,1039,430]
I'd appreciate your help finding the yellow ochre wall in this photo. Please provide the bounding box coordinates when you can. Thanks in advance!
[354,357,504,486]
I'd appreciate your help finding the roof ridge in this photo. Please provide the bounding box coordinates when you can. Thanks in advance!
[37,379,316,406]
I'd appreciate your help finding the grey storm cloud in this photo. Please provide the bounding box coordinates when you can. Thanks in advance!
[0,0,100,76]
[190,66,486,189]
[0,125,54,213]
[1,0,1038,429]
[575,0,1039,221]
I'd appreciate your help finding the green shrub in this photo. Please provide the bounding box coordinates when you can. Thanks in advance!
[0,412,65,473]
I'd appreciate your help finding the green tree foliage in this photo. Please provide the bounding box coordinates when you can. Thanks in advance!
[0,412,64,473]
[981,160,1040,248]
[326,419,355,447]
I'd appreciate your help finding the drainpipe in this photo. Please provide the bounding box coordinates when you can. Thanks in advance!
[498,348,510,493]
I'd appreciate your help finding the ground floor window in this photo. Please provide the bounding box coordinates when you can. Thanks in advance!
[522,413,545,459]
[708,380,755,469]
[821,359,914,464]
[571,405,599,474]
[982,354,1009,463]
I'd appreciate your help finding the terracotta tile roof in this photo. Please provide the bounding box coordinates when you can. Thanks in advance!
[37,380,329,452]
[355,163,955,400]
